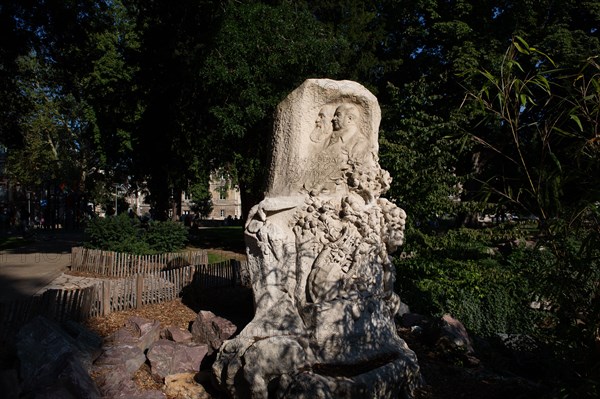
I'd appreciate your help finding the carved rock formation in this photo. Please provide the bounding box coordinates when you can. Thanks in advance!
[213,79,421,398]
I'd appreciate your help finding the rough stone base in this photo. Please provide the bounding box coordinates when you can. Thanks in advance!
[277,354,421,399]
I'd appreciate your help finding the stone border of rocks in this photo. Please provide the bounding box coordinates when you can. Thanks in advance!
[5,310,238,398]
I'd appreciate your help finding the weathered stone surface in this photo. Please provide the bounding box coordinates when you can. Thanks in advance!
[397,300,411,317]
[104,316,161,352]
[163,326,193,343]
[62,319,103,368]
[93,365,166,399]
[147,339,208,380]
[191,310,237,353]
[164,372,212,399]
[265,79,381,198]
[276,354,421,399]
[213,79,421,398]
[94,344,146,375]
[92,364,132,397]
[436,314,474,354]
[16,316,100,396]
[49,355,101,398]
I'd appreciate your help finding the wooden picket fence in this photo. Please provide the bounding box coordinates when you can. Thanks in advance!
[90,260,243,317]
[0,285,97,339]
[0,249,247,339]
[70,247,209,277]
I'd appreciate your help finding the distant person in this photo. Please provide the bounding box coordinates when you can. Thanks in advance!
[20,206,30,232]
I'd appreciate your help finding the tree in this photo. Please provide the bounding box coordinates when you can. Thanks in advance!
[199,0,344,216]
[7,54,94,190]
[0,1,32,149]
[127,0,222,220]
[2,0,141,208]
[379,79,464,223]
[305,0,387,89]
[373,0,599,224]
[188,180,213,219]
[464,37,600,225]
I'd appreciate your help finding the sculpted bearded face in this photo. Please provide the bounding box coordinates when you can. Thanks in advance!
[310,105,335,143]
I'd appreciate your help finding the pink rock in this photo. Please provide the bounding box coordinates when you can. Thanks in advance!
[147,339,208,380]
[191,310,237,353]
[104,317,161,352]
[163,326,193,343]
[437,314,474,354]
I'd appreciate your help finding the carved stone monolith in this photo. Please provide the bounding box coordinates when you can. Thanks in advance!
[213,79,421,398]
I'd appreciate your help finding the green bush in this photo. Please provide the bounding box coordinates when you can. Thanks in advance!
[396,226,539,337]
[84,213,188,254]
[144,220,188,253]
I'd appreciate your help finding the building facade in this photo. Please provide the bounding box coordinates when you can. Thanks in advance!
[208,174,242,220]
[122,173,242,221]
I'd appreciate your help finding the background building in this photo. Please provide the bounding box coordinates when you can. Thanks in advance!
[121,172,242,221]
[207,173,241,221]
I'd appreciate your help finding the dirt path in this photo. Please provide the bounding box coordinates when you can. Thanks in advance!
[0,230,84,302]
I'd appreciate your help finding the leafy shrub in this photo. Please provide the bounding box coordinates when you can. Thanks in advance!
[144,220,188,253]
[396,226,539,337]
[84,213,149,254]
[84,213,188,254]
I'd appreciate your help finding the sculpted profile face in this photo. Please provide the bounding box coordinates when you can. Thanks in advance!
[309,105,335,144]
[332,103,360,132]
[316,110,329,129]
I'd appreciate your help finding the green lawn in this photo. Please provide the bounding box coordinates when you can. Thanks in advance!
[0,236,32,250]
[188,226,245,259]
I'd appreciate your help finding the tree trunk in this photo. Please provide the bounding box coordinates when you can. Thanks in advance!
[172,188,182,221]
[238,182,263,223]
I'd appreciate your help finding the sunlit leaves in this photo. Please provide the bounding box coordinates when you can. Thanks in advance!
[465,36,600,226]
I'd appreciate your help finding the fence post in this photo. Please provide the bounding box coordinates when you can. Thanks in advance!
[102,280,111,316]
[136,274,144,309]
[232,260,240,287]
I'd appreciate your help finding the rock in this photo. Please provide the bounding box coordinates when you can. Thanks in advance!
[435,314,474,355]
[191,310,237,353]
[49,355,101,398]
[94,344,146,375]
[163,326,193,343]
[93,366,165,399]
[16,316,100,396]
[164,372,212,399]
[114,389,166,399]
[147,339,208,380]
[400,313,429,329]
[92,364,132,397]
[397,301,411,317]
[104,316,161,352]
[62,320,103,368]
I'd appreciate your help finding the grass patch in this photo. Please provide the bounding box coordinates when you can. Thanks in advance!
[189,226,245,255]
[0,236,32,250]
[207,250,239,264]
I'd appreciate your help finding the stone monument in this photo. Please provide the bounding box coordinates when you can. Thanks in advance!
[213,79,421,398]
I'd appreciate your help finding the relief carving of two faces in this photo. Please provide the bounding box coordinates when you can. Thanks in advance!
[302,102,374,195]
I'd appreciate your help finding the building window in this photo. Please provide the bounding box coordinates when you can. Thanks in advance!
[219,187,227,200]
[220,209,225,218]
